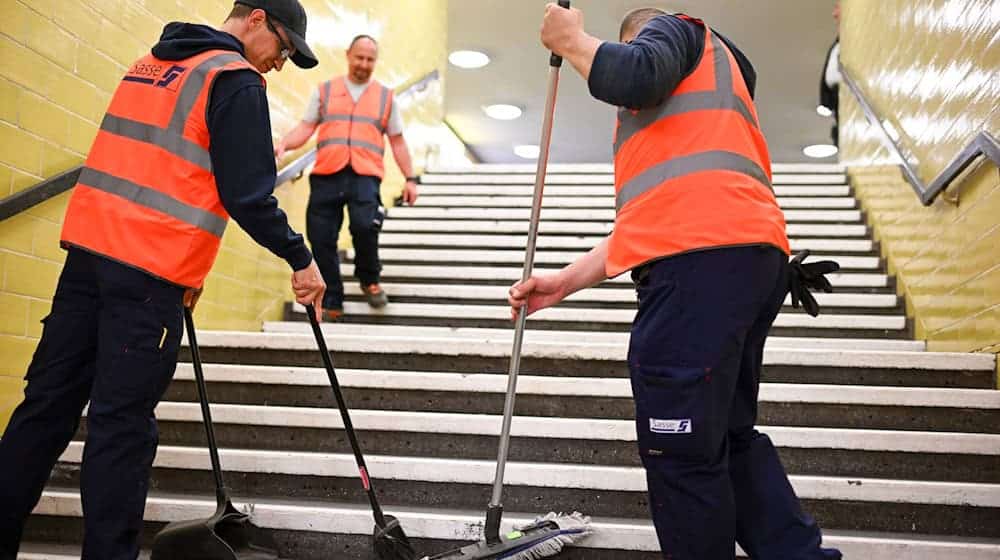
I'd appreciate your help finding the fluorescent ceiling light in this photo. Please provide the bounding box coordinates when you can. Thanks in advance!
[514,144,540,159]
[483,104,523,120]
[449,50,490,69]
[803,144,839,158]
[816,105,833,117]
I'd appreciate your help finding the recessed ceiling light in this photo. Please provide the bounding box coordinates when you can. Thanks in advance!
[514,144,540,159]
[803,144,839,158]
[483,104,523,120]
[816,105,833,117]
[449,50,490,69]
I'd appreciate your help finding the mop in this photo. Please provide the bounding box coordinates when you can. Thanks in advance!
[421,2,592,558]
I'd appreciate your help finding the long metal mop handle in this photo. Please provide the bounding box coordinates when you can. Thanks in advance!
[305,304,387,526]
[184,307,229,509]
[485,0,570,542]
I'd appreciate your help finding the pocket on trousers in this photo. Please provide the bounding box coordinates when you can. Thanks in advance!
[102,303,183,408]
[631,364,715,460]
[372,204,386,231]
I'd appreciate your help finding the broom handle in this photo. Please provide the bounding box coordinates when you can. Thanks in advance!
[486,0,569,543]
[184,308,229,509]
[305,304,387,526]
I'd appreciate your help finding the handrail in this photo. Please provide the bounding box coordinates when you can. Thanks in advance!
[0,166,81,221]
[839,63,1000,206]
[0,70,442,221]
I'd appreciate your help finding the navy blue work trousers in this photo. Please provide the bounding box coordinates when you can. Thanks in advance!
[307,168,384,310]
[0,248,184,560]
[628,245,841,560]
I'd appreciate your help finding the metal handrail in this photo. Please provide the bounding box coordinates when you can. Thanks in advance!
[0,166,81,221]
[839,63,1000,206]
[0,70,441,222]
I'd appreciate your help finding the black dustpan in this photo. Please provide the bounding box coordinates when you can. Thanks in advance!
[150,308,280,560]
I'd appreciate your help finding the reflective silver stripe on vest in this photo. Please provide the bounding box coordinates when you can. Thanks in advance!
[317,138,385,156]
[169,53,246,132]
[616,150,770,211]
[320,80,331,116]
[710,33,733,94]
[320,114,382,126]
[78,167,227,237]
[100,114,213,171]
[614,33,757,155]
[377,85,389,134]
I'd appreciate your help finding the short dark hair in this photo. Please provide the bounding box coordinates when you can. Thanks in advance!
[226,3,254,21]
[348,34,378,51]
[620,7,666,40]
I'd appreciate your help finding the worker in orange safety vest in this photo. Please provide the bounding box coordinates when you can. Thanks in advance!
[276,34,419,321]
[509,5,842,560]
[0,2,324,558]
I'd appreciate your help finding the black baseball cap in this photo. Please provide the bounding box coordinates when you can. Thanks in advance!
[236,0,318,68]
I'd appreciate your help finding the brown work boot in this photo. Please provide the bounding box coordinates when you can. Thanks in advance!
[362,283,388,308]
[322,308,344,321]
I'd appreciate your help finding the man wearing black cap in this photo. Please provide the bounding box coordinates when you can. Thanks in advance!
[0,2,322,558]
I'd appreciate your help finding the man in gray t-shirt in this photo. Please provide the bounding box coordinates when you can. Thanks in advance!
[275,35,417,320]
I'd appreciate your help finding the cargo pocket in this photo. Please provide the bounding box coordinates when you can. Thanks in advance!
[98,302,183,412]
[631,364,716,461]
[350,179,385,233]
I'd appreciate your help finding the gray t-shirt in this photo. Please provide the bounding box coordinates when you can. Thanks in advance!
[303,78,404,136]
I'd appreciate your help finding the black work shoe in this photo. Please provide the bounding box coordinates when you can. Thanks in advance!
[362,283,388,308]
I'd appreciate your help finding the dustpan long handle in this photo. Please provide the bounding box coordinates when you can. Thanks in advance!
[305,304,387,526]
[184,308,229,509]
[486,0,569,542]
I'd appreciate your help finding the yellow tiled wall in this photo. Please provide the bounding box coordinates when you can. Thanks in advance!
[839,0,999,361]
[0,0,450,429]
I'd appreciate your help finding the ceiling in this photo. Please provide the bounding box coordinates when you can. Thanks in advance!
[445,0,839,164]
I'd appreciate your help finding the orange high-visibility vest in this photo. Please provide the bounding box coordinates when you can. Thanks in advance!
[606,17,790,277]
[312,77,393,179]
[61,49,262,288]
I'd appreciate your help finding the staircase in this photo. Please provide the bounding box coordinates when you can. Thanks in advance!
[23,163,1000,559]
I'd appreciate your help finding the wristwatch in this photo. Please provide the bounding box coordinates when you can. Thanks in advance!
[405,176,419,183]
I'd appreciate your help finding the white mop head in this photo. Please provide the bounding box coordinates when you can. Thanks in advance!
[505,511,592,560]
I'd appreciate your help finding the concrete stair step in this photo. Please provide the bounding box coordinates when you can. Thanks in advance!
[339,264,895,293]
[333,283,900,313]
[364,248,880,271]
[17,544,155,560]
[264,323,925,351]
[118,407,1000,483]
[186,330,996,388]
[163,362,1000,434]
[27,490,1000,560]
[262,321,926,352]
[383,220,870,237]
[296,301,907,338]
[50,444,1000,537]
[426,162,847,174]
[120,394,1000,481]
[386,207,862,223]
[378,233,877,253]
[414,195,858,209]
[418,184,853,197]
[419,173,847,185]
